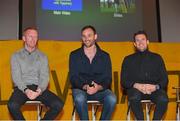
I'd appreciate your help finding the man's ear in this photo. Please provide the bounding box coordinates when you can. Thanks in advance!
[147,40,149,44]
[22,36,26,42]
[133,41,137,48]
[95,34,97,40]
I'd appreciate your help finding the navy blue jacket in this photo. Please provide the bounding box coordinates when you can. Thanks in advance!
[69,44,112,90]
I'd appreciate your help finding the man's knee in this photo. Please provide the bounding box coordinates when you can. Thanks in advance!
[50,99,64,112]
[72,89,86,104]
[157,94,169,105]
[73,93,86,104]
[104,93,117,106]
[7,101,21,111]
[153,90,169,104]
[127,88,142,102]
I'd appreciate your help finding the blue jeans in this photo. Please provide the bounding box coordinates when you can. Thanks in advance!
[72,89,116,120]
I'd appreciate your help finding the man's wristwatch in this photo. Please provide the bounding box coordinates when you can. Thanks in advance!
[156,85,160,90]
[24,87,28,92]
[82,85,87,90]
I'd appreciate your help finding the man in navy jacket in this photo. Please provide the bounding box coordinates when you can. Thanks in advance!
[69,25,116,120]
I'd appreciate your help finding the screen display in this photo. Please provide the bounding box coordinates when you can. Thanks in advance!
[36,0,143,41]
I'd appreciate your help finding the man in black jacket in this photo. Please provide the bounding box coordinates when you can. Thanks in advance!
[121,30,168,120]
[69,25,116,120]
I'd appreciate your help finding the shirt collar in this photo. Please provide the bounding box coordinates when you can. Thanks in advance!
[80,43,102,57]
[136,49,149,56]
[23,48,37,55]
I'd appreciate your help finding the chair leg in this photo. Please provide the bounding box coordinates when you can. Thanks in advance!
[127,103,131,121]
[145,103,150,121]
[72,106,76,121]
[94,105,99,116]
[92,104,96,121]
[177,103,179,121]
[148,103,152,114]
[37,104,41,121]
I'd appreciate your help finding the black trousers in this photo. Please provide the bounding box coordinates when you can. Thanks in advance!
[7,87,64,120]
[127,88,168,120]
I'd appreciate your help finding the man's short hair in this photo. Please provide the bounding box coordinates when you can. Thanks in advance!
[81,25,96,34]
[133,30,148,41]
[23,27,38,36]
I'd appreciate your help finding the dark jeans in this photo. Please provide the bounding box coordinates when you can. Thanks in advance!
[72,89,116,120]
[7,88,64,120]
[127,88,168,120]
